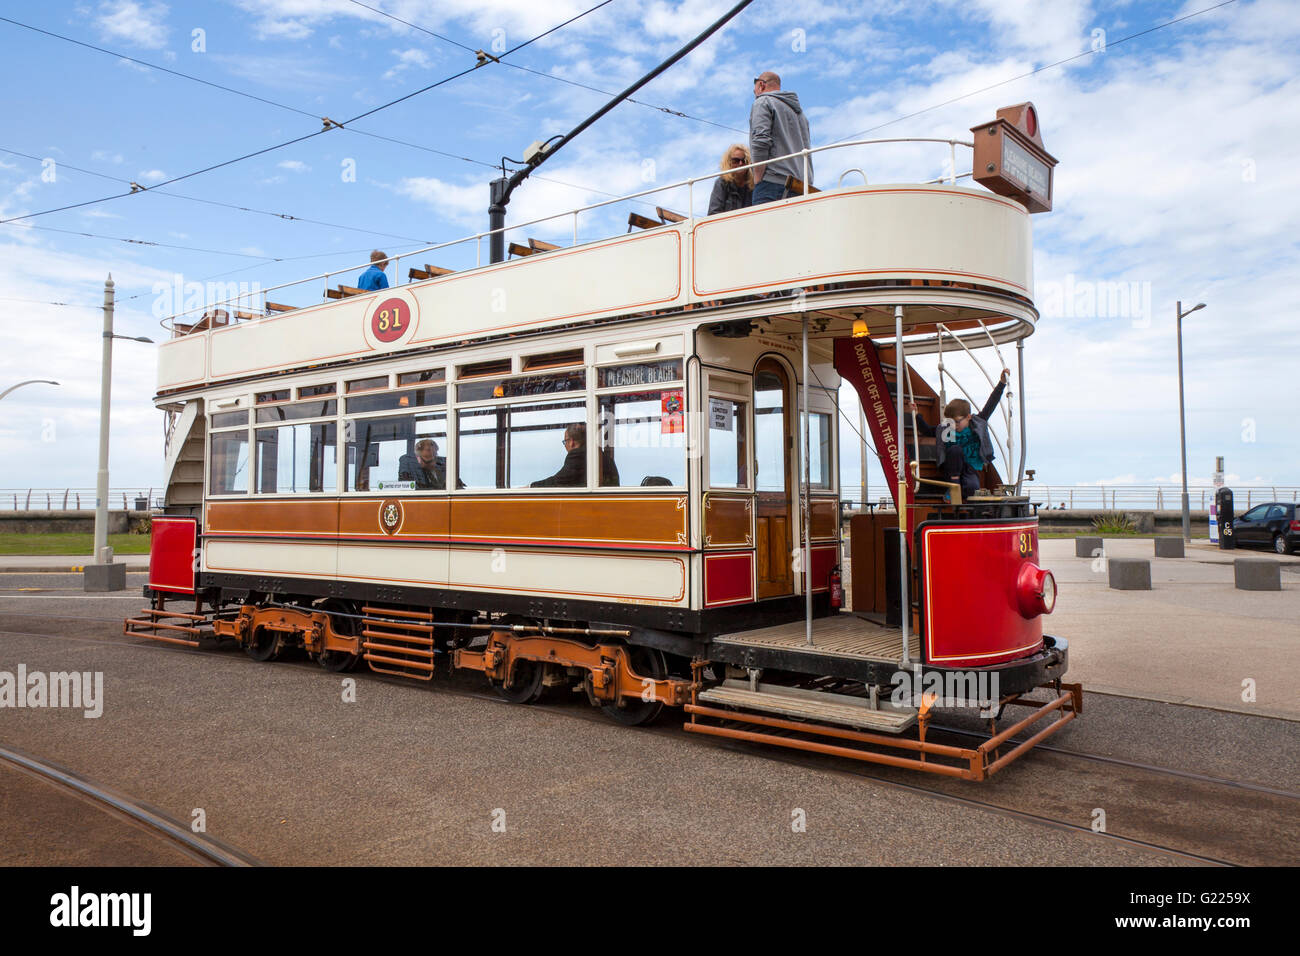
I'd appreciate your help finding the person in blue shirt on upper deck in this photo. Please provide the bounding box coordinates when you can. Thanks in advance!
[357,250,390,291]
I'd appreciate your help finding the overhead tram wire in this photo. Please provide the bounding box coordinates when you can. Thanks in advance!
[11,223,283,260]
[0,0,619,227]
[0,17,646,213]
[836,0,1242,143]
[0,146,436,245]
[345,0,746,134]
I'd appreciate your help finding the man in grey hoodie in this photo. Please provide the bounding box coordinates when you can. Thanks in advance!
[749,71,813,205]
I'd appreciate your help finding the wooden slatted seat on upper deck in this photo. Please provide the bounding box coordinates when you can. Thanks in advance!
[627,212,660,231]
[407,263,455,281]
[656,206,687,224]
[325,284,366,299]
[784,174,820,196]
[508,241,533,258]
[264,301,294,313]
[528,238,560,253]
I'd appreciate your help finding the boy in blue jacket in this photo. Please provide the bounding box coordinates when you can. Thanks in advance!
[908,368,1010,497]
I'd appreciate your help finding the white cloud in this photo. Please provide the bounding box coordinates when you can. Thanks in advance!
[137,169,167,183]
[96,0,170,50]
[277,159,312,172]
[383,48,433,80]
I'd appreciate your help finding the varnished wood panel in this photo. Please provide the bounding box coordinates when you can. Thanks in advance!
[809,497,839,540]
[205,499,339,536]
[339,498,450,537]
[757,512,793,598]
[704,493,753,548]
[450,494,687,548]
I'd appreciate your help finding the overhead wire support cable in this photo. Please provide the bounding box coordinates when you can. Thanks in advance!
[0,0,619,226]
[345,0,745,133]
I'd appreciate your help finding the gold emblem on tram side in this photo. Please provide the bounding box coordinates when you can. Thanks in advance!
[378,499,404,535]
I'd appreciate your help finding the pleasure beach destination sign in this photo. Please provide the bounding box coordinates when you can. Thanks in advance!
[972,102,1059,214]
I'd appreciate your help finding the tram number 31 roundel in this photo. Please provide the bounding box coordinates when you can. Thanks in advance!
[371,298,411,343]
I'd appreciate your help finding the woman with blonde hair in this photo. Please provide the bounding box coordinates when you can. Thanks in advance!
[708,143,753,215]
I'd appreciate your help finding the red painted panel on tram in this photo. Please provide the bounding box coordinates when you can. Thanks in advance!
[149,517,198,594]
[809,544,837,592]
[921,522,1044,666]
[704,552,755,606]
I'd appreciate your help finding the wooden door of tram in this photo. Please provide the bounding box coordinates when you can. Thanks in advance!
[754,359,794,599]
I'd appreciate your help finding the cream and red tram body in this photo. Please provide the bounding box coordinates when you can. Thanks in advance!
[136,110,1079,779]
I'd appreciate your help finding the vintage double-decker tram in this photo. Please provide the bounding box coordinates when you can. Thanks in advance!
[130,105,1079,780]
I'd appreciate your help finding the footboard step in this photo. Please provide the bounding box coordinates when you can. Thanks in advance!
[699,680,916,733]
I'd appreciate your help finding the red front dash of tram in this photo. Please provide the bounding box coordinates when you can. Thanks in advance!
[919,521,1055,667]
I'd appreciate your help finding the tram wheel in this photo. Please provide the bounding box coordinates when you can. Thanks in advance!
[244,626,282,662]
[494,658,546,704]
[599,646,667,727]
[318,649,360,672]
[317,600,361,671]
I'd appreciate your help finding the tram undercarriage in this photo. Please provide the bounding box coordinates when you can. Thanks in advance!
[126,573,1078,781]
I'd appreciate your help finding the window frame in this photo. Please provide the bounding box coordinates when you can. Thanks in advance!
[592,361,688,492]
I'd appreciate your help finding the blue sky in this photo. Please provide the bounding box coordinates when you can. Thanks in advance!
[1,0,1296,497]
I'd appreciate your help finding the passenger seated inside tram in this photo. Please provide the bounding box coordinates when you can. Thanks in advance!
[531,423,620,487]
[398,438,446,489]
[907,368,1010,498]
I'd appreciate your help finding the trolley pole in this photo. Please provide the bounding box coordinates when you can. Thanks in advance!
[896,305,910,666]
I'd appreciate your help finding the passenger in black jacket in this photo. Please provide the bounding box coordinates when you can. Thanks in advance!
[708,144,753,215]
[907,368,1010,498]
[531,423,620,487]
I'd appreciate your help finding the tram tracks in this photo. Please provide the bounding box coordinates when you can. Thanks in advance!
[2,610,1295,866]
[0,742,260,867]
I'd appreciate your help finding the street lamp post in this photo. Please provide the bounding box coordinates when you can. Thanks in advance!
[84,274,154,592]
[1176,300,1206,542]
[0,379,60,402]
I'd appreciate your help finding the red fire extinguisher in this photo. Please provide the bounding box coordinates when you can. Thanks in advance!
[829,565,843,608]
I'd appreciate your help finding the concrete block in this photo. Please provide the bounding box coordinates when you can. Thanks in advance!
[1108,557,1151,590]
[1153,537,1185,558]
[1234,558,1281,592]
[83,563,127,592]
[1075,536,1103,558]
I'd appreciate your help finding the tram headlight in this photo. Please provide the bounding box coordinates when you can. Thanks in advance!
[1016,564,1056,618]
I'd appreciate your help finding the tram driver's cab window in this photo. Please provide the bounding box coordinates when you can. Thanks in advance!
[345,412,448,491]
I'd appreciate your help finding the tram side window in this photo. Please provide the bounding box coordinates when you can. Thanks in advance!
[209,431,249,495]
[597,389,685,487]
[255,423,338,494]
[809,411,833,490]
[458,399,587,489]
[345,412,448,491]
[708,397,748,488]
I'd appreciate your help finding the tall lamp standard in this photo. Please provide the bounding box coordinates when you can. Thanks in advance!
[85,274,154,592]
[1177,300,1206,542]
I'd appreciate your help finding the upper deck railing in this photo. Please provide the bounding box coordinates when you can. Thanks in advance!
[162,137,976,335]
